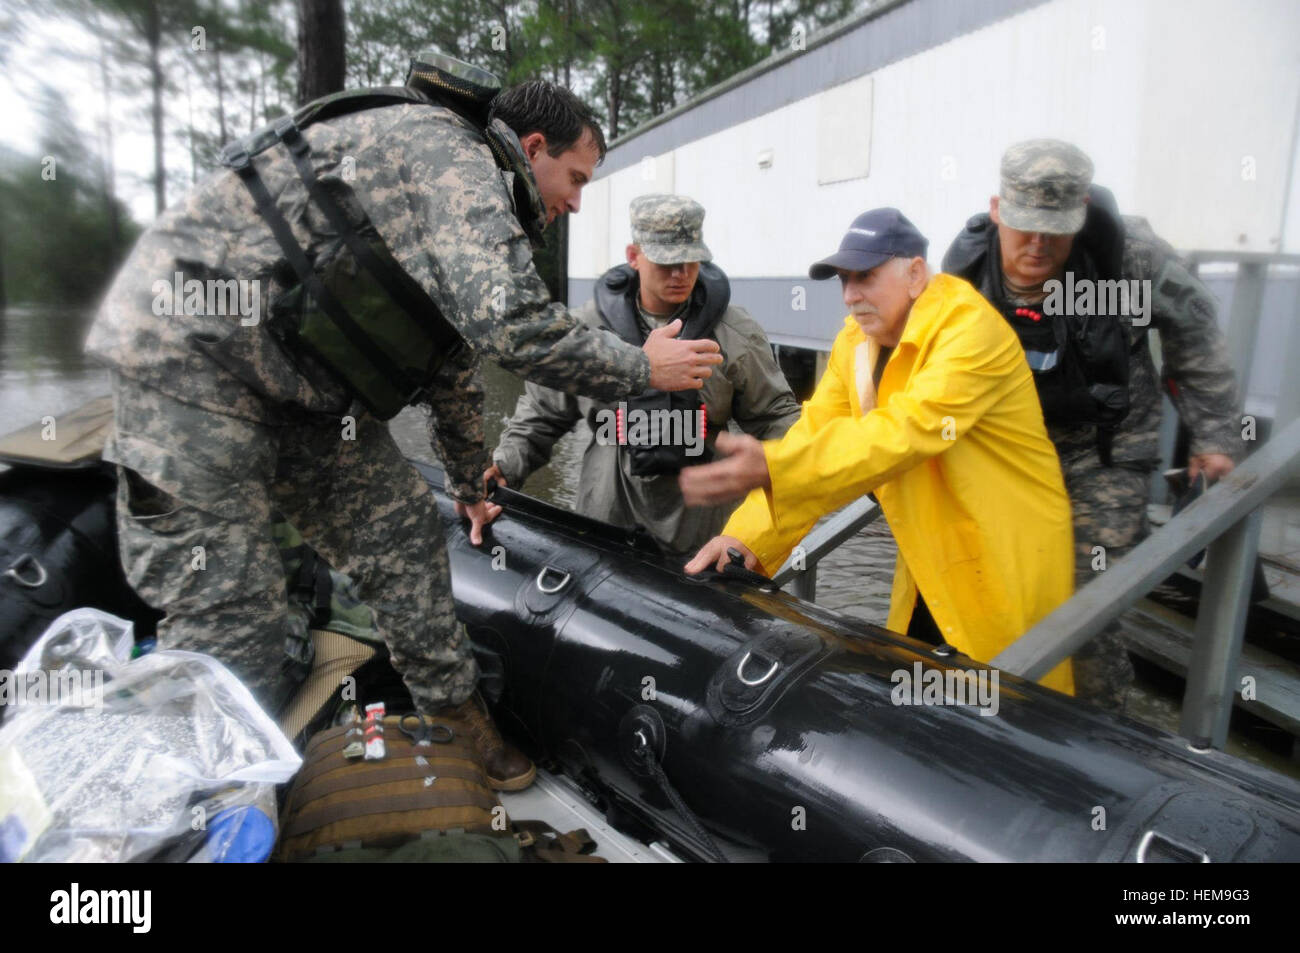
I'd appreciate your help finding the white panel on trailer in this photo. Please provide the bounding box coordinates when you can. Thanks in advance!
[817,75,873,185]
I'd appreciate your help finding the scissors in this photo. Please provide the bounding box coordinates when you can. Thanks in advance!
[397,712,454,746]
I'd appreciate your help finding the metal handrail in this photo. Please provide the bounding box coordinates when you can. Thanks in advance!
[992,416,1300,746]
[771,494,881,599]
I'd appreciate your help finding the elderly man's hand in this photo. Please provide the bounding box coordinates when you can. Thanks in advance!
[455,498,502,546]
[683,535,759,575]
[679,431,771,506]
[644,318,724,391]
[1189,453,1234,482]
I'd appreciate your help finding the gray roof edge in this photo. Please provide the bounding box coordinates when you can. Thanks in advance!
[603,0,912,155]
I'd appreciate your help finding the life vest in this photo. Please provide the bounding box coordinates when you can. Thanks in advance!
[942,187,1131,464]
[593,262,729,476]
[218,52,547,420]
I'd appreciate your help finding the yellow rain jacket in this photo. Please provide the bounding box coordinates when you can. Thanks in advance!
[725,273,1074,693]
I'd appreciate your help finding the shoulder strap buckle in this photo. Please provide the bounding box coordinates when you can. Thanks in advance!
[219,141,252,172]
[273,115,310,156]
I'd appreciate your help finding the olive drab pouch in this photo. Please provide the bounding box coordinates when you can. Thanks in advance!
[275,714,607,863]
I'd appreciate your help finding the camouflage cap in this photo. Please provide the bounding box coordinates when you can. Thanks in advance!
[630,194,712,265]
[998,139,1094,235]
[407,50,501,102]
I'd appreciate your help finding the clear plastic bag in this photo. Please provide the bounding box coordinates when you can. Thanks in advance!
[0,609,300,862]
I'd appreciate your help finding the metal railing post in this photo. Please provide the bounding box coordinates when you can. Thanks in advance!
[790,565,818,601]
[1225,260,1266,387]
[1274,274,1300,431]
[772,495,881,601]
[991,417,1300,686]
[1178,509,1264,748]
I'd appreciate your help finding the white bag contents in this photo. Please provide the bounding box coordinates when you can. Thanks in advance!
[0,608,300,862]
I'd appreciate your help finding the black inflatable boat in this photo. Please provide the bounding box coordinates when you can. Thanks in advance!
[4,451,1300,862]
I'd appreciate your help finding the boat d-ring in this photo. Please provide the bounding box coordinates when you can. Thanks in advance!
[1135,829,1210,863]
[536,566,571,594]
[5,553,48,589]
[737,651,779,687]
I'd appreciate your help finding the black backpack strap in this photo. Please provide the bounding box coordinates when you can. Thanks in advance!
[1097,427,1115,467]
[219,141,421,400]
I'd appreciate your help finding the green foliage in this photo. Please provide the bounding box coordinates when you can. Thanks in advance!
[345,0,855,139]
[1,0,859,309]
[0,89,141,307]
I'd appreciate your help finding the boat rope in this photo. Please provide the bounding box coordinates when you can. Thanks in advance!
[632,737,730,863]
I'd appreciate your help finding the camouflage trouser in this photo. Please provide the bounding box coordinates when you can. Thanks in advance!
[104,374,477,716]
[1064,458,1149,713]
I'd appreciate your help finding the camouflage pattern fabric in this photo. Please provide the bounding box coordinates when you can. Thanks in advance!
[944,156,1242,710]
[1046,216,1241,467]
[106,374,472,715]
[998,139,1093,235]
[1064,462,1148,712]
[85,99,658,714]
[271,518,381,644]
[85,101,649,503]
[1015,221,1241,710]
[629,193,713,264]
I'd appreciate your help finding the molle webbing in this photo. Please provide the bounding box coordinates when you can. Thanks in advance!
[276,715,509,860]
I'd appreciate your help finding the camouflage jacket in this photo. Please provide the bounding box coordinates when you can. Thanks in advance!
[493,294,801,554]
[942,192,1241,472]
[84,103,650,501]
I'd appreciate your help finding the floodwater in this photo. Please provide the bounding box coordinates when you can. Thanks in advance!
[3,305,1297,778]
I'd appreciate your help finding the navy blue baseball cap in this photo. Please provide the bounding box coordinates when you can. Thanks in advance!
[808,208,929,280]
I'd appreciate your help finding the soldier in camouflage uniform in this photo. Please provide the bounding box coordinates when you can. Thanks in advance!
[943,139,1241,713]
[84,59,722,789]
[489,194,801,555]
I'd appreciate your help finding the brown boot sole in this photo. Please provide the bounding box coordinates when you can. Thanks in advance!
[488,762,537,792]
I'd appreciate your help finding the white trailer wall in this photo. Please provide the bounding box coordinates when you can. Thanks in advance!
[568,0,1300,355]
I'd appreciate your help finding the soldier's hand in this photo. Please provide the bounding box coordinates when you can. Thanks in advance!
[678,432,771,506]
[644,318,723,391]
[455,498,502,546]
[483,464,508,495]
[684,536,759,575]
[1189,453,1234,482]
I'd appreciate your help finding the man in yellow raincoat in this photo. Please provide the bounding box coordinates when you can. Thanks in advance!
[682,208,1074,693]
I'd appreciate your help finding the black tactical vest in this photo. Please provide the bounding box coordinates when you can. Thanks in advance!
[218,53,545,421]
[942,189,1132,464]
[593,263,730,476]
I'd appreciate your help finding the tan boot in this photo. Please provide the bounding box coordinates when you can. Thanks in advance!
[438,691,536,791]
